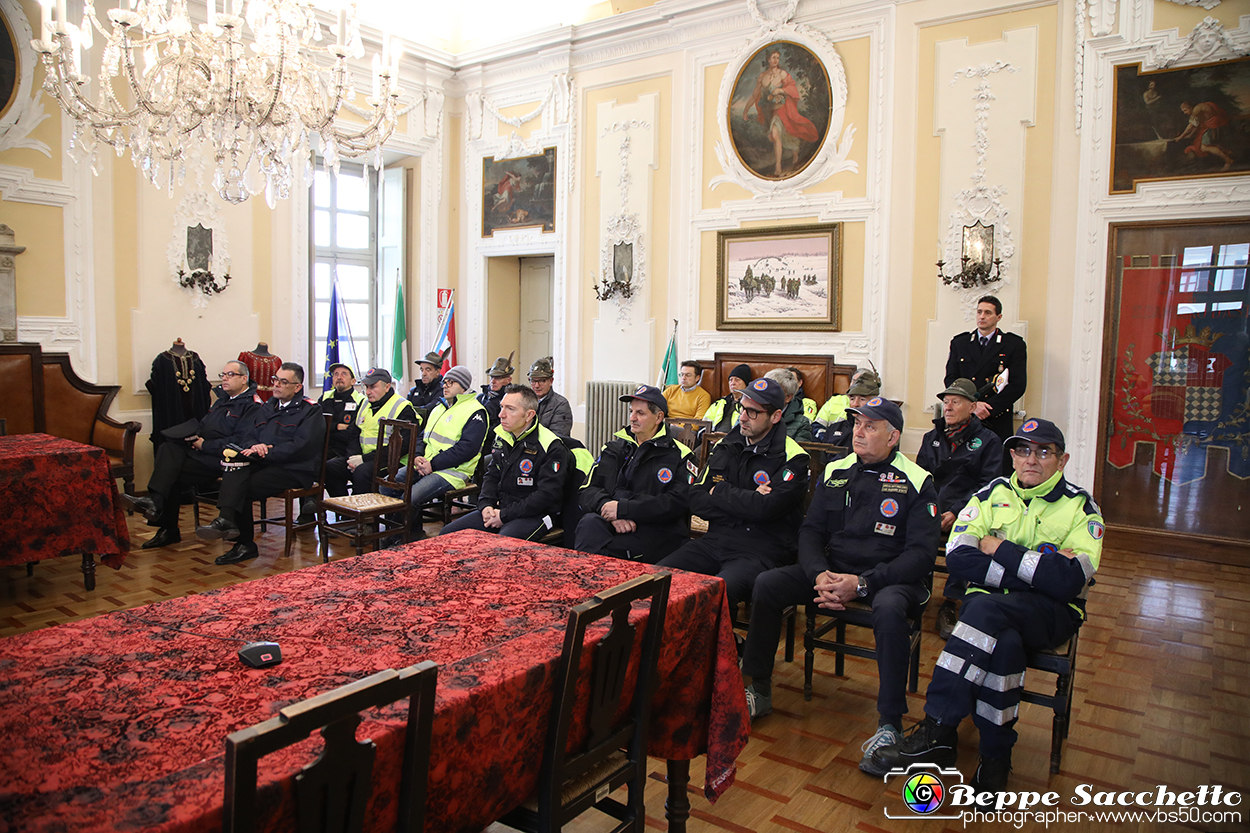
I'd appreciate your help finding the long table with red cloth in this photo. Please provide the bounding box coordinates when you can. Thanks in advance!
[0,433,130,590]
[0,530,750,832]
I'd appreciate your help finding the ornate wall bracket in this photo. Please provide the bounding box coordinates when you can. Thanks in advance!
[166,156,232,309]
[596,127,648,323]
[464,73,577,193]
[1145,16,1250,69]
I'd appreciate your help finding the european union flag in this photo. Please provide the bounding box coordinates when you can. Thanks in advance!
[321,281,341,393]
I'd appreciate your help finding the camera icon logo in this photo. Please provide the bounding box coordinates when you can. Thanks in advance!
[883,762,965,820]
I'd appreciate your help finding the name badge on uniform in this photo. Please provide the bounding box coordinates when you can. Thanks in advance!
[517,476,534,487]
[344,403,358,411]
[874,522,896,536]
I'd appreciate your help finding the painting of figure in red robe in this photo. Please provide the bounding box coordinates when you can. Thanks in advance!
[1111,58,1250,194]
[729,41,831,181]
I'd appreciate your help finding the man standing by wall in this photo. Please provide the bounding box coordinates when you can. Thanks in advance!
[575,385,697,562]
[945,295,1027,441]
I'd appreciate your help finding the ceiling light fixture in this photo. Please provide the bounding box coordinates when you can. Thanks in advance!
[32,0,401,204]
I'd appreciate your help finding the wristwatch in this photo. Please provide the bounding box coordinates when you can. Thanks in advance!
[856,576,869,598]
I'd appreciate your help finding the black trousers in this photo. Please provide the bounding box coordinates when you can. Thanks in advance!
[439,509,550,541]
[571,514,684,564]
[324,456,376,497]
[146,442,222,532]
[740,563,928,725]
[925,590,1076,757]
[655,534,784,611]
[216,464,307,543]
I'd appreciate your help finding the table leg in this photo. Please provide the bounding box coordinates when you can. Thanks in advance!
[81,553,96,591]
[664,758,690,832]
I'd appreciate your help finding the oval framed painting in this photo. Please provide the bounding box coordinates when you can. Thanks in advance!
[727,40,832,181]
[0,6,20,121]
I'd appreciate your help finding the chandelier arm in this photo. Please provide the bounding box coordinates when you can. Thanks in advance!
[45,47,147,128]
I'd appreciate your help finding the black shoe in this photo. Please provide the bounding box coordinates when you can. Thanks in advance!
[970,754,1012,796]
[141,528,181,549]
[196,517,240,541]
[869,716,959,773]
[124,494,163,524]
[215,542,259,565]
[936,600,958,640]
[296,499,316,525]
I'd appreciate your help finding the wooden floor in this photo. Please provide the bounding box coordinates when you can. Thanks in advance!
[3,510,1248,832]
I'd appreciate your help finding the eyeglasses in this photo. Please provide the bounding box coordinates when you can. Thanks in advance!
[1010,445,1058,460]
[218,371,244,379]
[271,376,298,387]
[741,406,766,420]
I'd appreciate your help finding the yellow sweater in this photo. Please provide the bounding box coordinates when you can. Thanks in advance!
[663,384,711,419]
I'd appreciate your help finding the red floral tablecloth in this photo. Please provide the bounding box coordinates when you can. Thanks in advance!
[0,531,749,833]
[0,434,130,568]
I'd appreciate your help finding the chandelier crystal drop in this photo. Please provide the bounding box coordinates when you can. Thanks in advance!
[33,0,402,204]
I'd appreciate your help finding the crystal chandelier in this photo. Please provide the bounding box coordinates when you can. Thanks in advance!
[32,0,402,204]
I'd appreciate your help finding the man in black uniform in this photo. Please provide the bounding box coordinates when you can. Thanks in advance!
[477,352,514,430]
[656,377,810,611]
[916,378,1003,638]
[408,351,445,418]
[439,384,571,541]
[945,295,1026,441]
[702,363,752,433]
[196,362,326,564]
[739,397,939,780]
[812,369,879,446]
[125,361,262,548]
[574,385,697,562]
[302,363,365,522]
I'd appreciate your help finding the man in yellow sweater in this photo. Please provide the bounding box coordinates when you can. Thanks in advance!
[663,360,711,419]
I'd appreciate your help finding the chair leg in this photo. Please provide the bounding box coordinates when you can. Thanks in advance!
[834,621,846,678]
[1050,669,1072,774]
[283,495,295,560]
[908,633,921,692]
[320,519,330,564]
[26,562,34,577]
[193,499,200,527]
[803,612,818,701]
[124,476,135,496]
[784,608,796,663]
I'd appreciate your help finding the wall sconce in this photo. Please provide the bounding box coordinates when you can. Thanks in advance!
[593,273,635,301]
[177,268,231,297]
[938,220,1003,289]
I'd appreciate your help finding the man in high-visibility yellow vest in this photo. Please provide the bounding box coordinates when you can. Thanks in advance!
[324,367,418,496]
[390,365,489,540]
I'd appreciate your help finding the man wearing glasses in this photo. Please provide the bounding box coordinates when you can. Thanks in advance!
[196,362,326,564]
[657,377,810,612]
[869,418,1103,798]
[124,361,262,549]
[527,356,573,437]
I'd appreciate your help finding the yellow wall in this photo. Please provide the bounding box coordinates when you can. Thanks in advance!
[908,5,1059,423]
[1152,0,1235,34]
[486,256,521,364]
[579,73,673,389]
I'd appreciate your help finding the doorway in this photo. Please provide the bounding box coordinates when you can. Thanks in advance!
[485,255,553,378]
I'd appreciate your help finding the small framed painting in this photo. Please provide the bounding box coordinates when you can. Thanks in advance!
[482,148,556,236]
[716,223,841,331]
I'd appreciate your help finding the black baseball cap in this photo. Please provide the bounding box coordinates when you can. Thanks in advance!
[619,384,668,414]
[327,363,354,377]
[361,367,392,385]
[1004,418,1066,451]
[846,396,904,432]
[740,377,785,411]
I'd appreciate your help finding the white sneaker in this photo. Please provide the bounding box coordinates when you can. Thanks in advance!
[859,724,901,775]
[744,684,772,720]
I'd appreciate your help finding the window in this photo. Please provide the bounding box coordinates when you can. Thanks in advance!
[311,163,378,376]
[1175,243,1249,315]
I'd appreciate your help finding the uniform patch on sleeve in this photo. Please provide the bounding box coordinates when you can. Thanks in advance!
[970,437,982,449]
[928,503,937,517]
[657,467,673,484]
[1039,542,1058,555]
[1088,519,1104,540]
[551,461,561,472]
[880,499,899,518]
[753,470,771,486]
[686,459,699,477]
[952,524,968,534]
[958,504,979,521]
[781,469,795,482]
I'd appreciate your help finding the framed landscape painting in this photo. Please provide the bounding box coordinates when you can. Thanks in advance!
[481,148,556,236]
[716,223,841,331]
[1111,58,1250,194]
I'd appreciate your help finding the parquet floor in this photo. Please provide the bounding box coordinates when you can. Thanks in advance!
[3,509,1248,832]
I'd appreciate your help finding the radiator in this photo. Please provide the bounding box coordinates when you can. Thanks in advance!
[585,380,639,454]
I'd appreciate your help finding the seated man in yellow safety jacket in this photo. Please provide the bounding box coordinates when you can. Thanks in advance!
[325,367,418,496]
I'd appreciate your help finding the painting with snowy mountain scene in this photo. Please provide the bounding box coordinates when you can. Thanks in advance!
[716,223,841,331]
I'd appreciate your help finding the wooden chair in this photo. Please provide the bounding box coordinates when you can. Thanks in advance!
[423,430,493,526]
[664,418,709,461]
[499,572,671,833]
[254,414,333,558]
[803,587,931,701]
[223,661,438,833]
[1022,629,1080,773]
[319,419,420,561]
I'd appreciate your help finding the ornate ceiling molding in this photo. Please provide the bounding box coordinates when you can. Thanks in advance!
[464,73,576,192]
[1145,15,1250,68]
